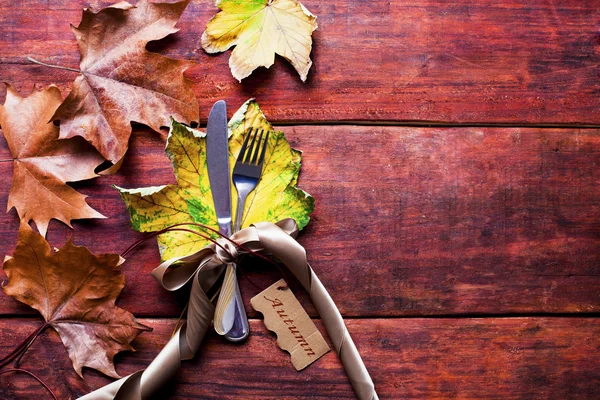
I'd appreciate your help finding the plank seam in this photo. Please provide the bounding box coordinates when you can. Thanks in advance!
[1,313,600,319]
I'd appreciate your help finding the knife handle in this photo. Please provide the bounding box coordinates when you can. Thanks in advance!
[224,268,250,342]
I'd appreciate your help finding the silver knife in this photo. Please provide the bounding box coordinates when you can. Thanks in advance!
[206,100,250,342]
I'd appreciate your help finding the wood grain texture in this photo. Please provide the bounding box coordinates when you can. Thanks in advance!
[0,317,598,399]
[0,125,598,317]
[1,0,599,124]
[2,1,599,398]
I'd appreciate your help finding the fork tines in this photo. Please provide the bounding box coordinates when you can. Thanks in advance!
[237,127,270,167]
[232,127,271,232]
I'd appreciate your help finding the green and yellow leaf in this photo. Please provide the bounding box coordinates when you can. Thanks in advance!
[117,99,314,260]
[201,0,318,82]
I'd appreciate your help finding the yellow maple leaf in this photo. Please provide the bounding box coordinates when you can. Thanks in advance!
[201,0,318,82]
[116,99,314,260]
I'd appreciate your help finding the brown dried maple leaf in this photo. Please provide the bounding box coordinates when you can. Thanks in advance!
[0,84,105,237]
[52,0,199,166]
[2,224,151,378]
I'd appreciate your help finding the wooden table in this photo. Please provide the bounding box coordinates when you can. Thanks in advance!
[1,0,599,398]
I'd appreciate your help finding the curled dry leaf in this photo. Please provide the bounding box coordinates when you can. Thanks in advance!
[117,99,314,261]
[202,0,318,82]
[2,224,151,378]
[0,84,105,237]
[53,0,199,166]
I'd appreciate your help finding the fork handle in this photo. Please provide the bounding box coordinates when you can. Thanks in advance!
[222,191,250,342]
[234,192,248,232]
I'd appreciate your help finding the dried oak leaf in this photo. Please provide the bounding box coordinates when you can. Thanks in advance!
[0,84,105,237]
[202,0,318,82]
[2,224,151,378]
[53,0,199,165]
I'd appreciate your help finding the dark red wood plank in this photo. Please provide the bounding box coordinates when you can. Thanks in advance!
[0,125,599,317]
[0,0,599,124]
[0,317,598,399]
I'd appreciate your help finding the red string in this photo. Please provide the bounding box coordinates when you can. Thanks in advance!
[121,222,283,269]
[120,221,291,289]
[0,368,58,400]
[122,223,227,256]
[235,261,263,291]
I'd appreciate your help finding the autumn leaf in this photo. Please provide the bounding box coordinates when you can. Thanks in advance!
[52,0,199,165]
[0,84,105,237]
[2,224,151,378]
[201,0,318,82]
[117,99,314,260]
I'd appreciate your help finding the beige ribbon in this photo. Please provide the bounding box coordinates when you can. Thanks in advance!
[79,219,378,400]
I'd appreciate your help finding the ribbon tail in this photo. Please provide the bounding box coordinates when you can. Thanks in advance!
[79,219,377,400]
[254,221,378,400]
[307,268,379,400]
[78,267,215,400]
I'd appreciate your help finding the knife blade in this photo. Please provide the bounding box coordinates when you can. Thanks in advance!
[206,100,232,238]
[206,100,250,342]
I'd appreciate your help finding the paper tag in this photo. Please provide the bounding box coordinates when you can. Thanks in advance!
[251,279,330,370]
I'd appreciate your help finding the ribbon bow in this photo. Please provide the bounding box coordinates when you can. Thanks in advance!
[80,219,378,400]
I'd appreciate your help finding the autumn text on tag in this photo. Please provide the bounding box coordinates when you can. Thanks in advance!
[251,279,329,371]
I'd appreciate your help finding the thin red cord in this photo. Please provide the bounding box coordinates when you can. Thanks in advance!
[121,222,291,289]
[0,368,58,400]
[235,261,263,291]
[0,224,291,400]
[121,221,223,257]
[121,222,282,269]
[121,227,231,258]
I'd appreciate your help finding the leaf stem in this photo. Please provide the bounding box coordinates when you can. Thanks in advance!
[0,322,48,369]
[26,57,80,73]
[13,323,48,368]
[0,368,58,400]
[0,159,13,163]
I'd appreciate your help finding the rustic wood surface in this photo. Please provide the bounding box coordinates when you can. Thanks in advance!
[1,126,600,318]
[0,318,598,399]
[1,0,600,399]
[1,0,599,125]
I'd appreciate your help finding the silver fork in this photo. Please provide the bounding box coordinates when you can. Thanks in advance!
[232,128,270,232]
[220,128,269,342]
